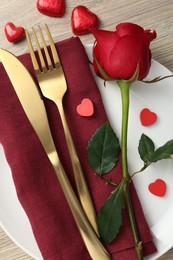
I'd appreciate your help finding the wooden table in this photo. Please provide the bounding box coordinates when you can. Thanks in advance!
[0,0,173,259]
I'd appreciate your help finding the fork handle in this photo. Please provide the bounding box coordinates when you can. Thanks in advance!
[57,101,99,236]
[49,153,110,260]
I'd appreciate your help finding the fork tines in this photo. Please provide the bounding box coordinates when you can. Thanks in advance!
[25,24,60,73]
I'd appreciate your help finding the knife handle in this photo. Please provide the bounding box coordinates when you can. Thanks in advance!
[48,153,110,260]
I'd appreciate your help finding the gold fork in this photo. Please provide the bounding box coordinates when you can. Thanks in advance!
[25,24,99,235]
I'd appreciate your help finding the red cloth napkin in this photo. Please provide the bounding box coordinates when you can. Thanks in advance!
[0,37,156,259]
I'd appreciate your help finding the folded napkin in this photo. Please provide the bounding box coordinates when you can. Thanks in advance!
[0,37,156,259]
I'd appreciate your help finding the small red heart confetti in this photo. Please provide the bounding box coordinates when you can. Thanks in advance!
[4,22,25,43]
[76,98,94,117]
[37,0,65,17]
[71,5,99,35]
[140,108,157,126]
[148,179,166,197]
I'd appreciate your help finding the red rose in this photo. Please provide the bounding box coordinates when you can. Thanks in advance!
[91,22,157,80]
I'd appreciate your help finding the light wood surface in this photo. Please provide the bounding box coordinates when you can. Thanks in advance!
[0,0,173,259]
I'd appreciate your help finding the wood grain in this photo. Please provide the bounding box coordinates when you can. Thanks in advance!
[0,0,173,259]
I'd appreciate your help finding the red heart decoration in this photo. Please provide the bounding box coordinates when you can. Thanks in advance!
[76,98,94,117]
[4,22,25,43]
[140,108,157,126]
[148,179,166,197]
[71,5,99,35]
[37,0,65,17]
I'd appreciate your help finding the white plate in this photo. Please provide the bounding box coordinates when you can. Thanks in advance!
[1,44,173,259]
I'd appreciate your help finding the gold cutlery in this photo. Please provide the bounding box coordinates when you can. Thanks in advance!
[0,48,110,260]
[25,24,99,236]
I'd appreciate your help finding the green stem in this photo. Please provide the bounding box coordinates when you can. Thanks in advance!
[117,80,130,179]
[117,80,143,260]
[131,162,151,178]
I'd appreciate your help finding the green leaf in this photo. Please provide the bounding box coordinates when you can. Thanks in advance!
[138,134,155,163]
[151,139,173,162]
[138,134,173,165]
[97,183,124,244]
[87,122,120,175]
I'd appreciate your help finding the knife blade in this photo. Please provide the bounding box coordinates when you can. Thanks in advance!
[0,48,110,260]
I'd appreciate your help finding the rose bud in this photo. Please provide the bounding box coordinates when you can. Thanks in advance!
[91,22,157,81]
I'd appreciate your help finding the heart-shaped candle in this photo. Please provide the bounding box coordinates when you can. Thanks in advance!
[76,98,94,117]
[37,0,65,17]
[71,5,99,35]
[148,179,166,197]
[4,22,25,43]
[140,108,157,126]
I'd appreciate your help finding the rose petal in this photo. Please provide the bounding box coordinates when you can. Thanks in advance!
[108,34,152,79]
[144,29,157,42]
[116,22,144,37]
[91,29,119,68]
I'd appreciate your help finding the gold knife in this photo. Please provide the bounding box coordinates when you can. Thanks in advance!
[0,48,110,260]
